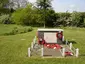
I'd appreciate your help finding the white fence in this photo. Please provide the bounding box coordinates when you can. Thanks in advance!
[28,48,31,57]
[66,41,79,57]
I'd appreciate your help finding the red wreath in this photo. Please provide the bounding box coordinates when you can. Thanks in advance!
[56,32,63,39]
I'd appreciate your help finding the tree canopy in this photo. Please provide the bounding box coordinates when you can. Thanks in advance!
[0,0,85,27]
[36,0,53,27]
[0,0,8,7]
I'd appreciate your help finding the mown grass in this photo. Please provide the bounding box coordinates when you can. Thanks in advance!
[0,24,85,64]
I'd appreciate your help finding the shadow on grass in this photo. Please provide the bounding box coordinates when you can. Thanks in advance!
[79,54,85,57]
[63,40,77,44]
[68,40,77,44]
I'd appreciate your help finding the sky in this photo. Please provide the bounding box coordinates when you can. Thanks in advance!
[28,0,85,12]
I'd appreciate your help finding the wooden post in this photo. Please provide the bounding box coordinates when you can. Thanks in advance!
[41,48,44,57]
[75,48,79,57]
[62,48,65,57]
[70,43,72,50]
[28,48,31,57]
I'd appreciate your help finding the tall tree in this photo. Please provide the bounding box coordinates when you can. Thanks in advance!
[8,0,28,9]
[36,0,52,9]
[36,0,53,28]
[0,0,10,14]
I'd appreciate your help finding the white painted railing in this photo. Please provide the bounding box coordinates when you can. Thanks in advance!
[66,42,79,57]
[31,42,33,49]
[75,48,79,57]
[31,36,37,49]
[33,36,36,44]
[66,40,68,45]
[62,48,65,57]
[41,48,44,57]
[62,36,64,41]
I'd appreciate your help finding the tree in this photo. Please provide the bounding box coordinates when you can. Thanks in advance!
[36,0,53,28]
[8,0,28,9]
[11,4,42,26]
[45,9,56,27]
[11,4,32,25]
[78,12,85,27]
[71,11,81,27]
[0,0,9,14]
[54,12,71,27]
[0,0,9,8]
[36,0,52,9]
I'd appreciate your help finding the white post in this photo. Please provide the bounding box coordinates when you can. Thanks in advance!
[62,36,64,41]
[66,40,68,45]
[35,36,36,40]
[62,48,65,57]
[28,48,31,57]
[35,36,36,41]
[41,48,44,57]
[75,48,79,57]
[33,39,35,44]
[31,42,33,49]
[70,43,72,50]
[33,36,36,44]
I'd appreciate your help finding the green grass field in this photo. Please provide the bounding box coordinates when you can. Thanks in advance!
[0,24,85,64]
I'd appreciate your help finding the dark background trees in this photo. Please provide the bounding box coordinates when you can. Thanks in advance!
[0,0,85,27]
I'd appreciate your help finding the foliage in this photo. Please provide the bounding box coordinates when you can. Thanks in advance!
[54,12,85,27]
[0,0,8,7]
[36,0,52,9]
[0,14,10,24]
[0,0,9,14]
[4,26,33,35]
[11,4,32,25]
[11,4,42,26]
[11,5,85,27]
[0,8,11,14]
[1,0,85,28]
[36,0,53,27]
[8,0,28,9]
[45,9,56,27]
[71,11,81,27]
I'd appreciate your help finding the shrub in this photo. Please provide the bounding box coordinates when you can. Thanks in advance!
[3,26,33,35]
[24,28,28,33]
[0,14,10,24]
[27,27,33,32]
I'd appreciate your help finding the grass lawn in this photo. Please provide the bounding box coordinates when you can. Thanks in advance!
[0,24,85,64]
